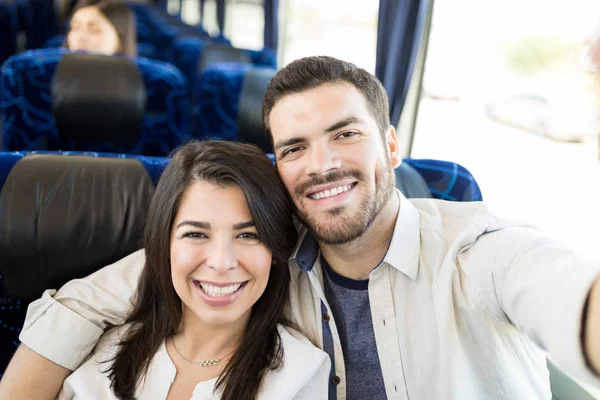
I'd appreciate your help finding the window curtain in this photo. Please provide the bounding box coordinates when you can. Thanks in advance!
[375,0,429,126]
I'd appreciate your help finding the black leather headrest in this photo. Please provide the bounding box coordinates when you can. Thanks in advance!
[198,43,251,72]
[0,155,154,301]
[51,53,146,145]
[237,67,276,153]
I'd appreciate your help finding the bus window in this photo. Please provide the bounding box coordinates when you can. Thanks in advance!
[412,0,600,261]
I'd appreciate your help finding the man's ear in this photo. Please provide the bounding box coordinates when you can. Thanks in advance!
[385,125,402,169]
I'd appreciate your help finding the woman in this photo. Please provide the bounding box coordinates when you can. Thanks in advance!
[57,140,330,399]
[65,0,137,56]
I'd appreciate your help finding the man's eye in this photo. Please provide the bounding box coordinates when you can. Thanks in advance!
[337,131,357,139]
[282,146,303,157]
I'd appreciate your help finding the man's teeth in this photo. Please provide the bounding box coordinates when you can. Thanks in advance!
[199,282,242,297]
[310,184,352,200]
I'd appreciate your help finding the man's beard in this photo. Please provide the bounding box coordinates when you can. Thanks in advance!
[293,162,395,245]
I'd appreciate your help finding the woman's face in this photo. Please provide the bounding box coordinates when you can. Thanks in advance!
[170,180,273,328]
[67,6,121,55]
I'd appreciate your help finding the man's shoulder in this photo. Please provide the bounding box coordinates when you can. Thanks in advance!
[409,198,535,246]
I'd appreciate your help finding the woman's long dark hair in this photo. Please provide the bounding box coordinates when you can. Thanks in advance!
[105,140,298,400]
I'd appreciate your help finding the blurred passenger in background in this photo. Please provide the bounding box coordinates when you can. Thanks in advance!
[65,0,137,56]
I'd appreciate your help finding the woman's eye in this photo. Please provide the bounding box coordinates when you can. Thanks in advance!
[182,232,206,239]
[237,232,260,243]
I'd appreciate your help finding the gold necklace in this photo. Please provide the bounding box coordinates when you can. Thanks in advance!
[171,337,231,368]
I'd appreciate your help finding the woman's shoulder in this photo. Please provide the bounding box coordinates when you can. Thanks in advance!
[57,323,138,399]
[254,325,329,399]
[275,324,330,377]
[277,324,324,356]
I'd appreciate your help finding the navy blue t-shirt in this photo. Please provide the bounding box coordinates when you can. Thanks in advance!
[322,257,388,400]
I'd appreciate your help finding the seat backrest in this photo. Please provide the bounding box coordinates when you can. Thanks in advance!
[198,42,252,73]
[0,154,155,301]
[172,38,274,109]
[0,152,155,375]
[51,53,146,146]
[195,63,277,144]
[1,48,191,156]
[237,67,277,153]
[403,158,483,201]
[395,161,432,199]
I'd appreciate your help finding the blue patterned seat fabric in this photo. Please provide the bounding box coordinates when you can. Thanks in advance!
[194,63,248,139]
[1,48,191,156]
[171,36,233,86]
[173,37,275,112]
[195,63,278,140]
[0,150,170,188]
[403,158,483,202]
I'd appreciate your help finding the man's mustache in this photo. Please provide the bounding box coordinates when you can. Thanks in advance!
[294,169,364,198]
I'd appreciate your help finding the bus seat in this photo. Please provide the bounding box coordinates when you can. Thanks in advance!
[395,161,432,199]
[403,158,483,201]
[0,153,154,374]
[51,53,145,147]
[1,48,191,156]
[247,48,277,69]
[0,150,170,190]
[172,38,275,111]
[43,34,64,48]
[194,63,276,146]
[236,66,278,153]
[198,42,252,73]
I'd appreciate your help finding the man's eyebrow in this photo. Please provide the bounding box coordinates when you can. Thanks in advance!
[273,117,363,153]
[325,116,362,133]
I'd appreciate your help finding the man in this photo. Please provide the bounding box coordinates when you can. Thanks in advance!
[1,56,600,399]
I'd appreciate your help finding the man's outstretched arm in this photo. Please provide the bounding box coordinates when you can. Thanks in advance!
[0,345,70,400]
[459,226,600,385]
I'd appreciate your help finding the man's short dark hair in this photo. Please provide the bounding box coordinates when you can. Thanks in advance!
[262,56,390,145]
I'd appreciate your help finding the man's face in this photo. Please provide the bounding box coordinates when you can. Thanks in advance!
[270,82,401,245]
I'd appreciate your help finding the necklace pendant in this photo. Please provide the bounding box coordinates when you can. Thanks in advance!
[196,359,220,367]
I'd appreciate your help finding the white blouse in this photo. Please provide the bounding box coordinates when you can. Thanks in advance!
[56,324,330,400]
